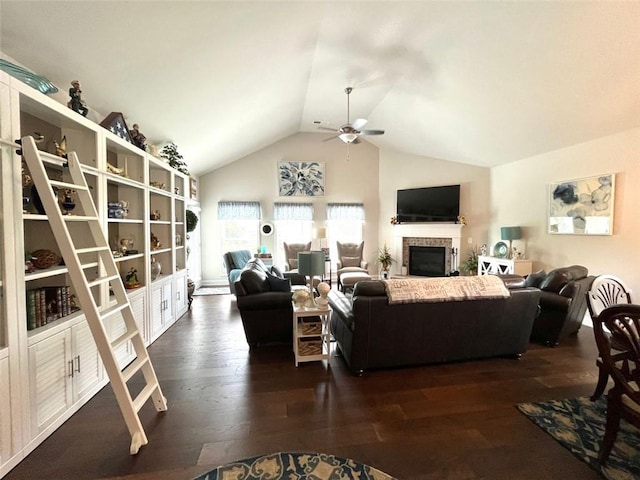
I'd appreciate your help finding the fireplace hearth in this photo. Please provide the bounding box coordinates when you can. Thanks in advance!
[409,246,447,277]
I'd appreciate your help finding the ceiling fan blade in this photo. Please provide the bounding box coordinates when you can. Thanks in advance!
[316,126,337,132]
[322,135,339,142]
[352,118,368,130]
[359,129,385,136]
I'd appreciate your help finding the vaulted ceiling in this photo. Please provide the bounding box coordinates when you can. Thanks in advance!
[1,1,639,176]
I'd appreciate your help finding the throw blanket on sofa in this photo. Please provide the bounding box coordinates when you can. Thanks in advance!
[383,275,510,305]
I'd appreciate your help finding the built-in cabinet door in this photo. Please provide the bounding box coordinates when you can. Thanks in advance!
[162,281,174,327]
[130,290,148,345]
[175,273,187,318]
[150,283,164,339]
[70,321,102,401]
[28,330,73,434]
[0,354,12,466]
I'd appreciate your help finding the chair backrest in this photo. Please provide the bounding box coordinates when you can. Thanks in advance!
[283,242,311,270]
[593,304,640,402]
[336,241,364,266]
[587,274,632,319]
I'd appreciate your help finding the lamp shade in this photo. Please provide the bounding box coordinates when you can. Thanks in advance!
[315,227,326,239]
[298,251,325,277]
[500,226,522,241]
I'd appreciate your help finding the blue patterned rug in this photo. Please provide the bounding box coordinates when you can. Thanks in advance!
[193,452,396,480]
[517,396,640,480]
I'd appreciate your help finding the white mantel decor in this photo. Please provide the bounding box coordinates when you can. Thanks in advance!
[393,223,463,275]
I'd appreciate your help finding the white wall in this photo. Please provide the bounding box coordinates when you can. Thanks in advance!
[490,127,640,295]
[378,149,492,273]
[199,132,379,284]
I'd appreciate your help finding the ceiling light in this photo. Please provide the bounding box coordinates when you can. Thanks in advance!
[339,133,357,144]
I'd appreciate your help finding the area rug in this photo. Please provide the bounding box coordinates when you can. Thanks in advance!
[193,452,396,480]
[517,396,640,480]
[193,287,231,296]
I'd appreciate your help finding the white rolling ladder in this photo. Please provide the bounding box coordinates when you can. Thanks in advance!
[19,135,167,454]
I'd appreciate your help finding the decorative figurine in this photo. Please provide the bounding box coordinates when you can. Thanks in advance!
[480,243,488,256]
[125,268,140,288]
[59,188,76,215]
[316,282,330,308]
[68,80,88,116]
[129,124,147,151]
[53,135,67,158]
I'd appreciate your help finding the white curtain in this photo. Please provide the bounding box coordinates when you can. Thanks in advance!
[273,202,313,221]
[327,203,365,221]
[217,201,261,220]
[326,203,365,263]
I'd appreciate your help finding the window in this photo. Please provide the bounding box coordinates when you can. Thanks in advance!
[218,201,260,264]
[273,202,313,268]
[326,203,365,261]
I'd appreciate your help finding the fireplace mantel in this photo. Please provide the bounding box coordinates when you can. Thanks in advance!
[392,223,463,274]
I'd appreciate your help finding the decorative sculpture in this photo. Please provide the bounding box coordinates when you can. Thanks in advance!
[68,80,88,116]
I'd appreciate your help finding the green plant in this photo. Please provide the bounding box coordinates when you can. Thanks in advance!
[460,245,479,275]
[160,142,189,175]
[376,243,394,271]
[186,209,198,233]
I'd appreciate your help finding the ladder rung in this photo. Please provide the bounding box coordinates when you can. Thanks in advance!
[50,180,89,191]
[133,383,159,413]
[99,302,128,320]
[76,246,111,255]
[63,215,99,222]
[122,355,149,382]
[111,329,139,351]
[87,274,120,288]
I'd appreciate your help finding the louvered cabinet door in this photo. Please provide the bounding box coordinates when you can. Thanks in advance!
[71,321,102,401]
[28,330,73,433]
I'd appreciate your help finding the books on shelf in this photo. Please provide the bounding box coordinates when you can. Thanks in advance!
[26,285,78,330]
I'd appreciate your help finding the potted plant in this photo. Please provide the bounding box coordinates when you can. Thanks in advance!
[460,245,479,276]
[377,243,395,278]
[160,142,189,175]
[186,209,198,233]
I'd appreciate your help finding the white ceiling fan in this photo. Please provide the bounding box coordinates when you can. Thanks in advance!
[315,87,385,144]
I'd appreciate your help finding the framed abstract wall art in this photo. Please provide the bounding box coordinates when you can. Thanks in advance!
[548,173,615,235]
[278,161,325,197]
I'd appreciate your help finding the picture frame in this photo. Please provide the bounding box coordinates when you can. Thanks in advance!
[278,161,325,197]
[190,178,197,200]
[548,173,615,235]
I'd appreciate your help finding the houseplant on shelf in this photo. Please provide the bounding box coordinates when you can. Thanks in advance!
[159,142,189,175]
[376,243,395,279]
[460,245,479,276]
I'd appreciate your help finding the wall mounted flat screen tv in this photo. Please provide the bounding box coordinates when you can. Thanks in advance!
[396,184,460,223]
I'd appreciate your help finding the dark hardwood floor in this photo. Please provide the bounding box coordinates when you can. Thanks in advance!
[5,293,605,480]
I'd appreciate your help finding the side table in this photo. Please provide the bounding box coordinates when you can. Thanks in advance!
[292,303,332,367]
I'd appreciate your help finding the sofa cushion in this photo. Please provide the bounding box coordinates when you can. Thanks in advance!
[539,265,588,293]
[500,274,526,289]
[270,265,284,279]
[525,269,547,288]
[341,256,362,267]
[268,275,291,292]
[240,263,270,294]
[353,280,387,297]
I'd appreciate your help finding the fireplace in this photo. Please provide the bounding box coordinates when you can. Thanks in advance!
[409,246,447,277]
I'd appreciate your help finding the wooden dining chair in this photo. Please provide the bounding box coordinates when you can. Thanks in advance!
[592,304,640,464]
[586,275,632,400]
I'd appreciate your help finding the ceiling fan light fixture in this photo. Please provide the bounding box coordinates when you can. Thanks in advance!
[339,133,358,144]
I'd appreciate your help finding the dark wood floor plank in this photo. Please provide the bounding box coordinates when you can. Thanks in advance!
[3,293,604,480]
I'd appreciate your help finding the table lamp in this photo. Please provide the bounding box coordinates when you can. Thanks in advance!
[298,251,326,305]
[500,226,522,259]
[315,227,327,251]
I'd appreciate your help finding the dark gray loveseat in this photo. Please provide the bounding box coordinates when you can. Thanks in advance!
[328,277,541,375]
[234,258,306,348]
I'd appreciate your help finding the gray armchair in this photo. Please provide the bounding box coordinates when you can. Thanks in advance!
[283,242,311,272]
[336,241,368,291]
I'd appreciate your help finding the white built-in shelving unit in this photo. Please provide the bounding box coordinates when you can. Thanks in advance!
[0,70,190,477]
